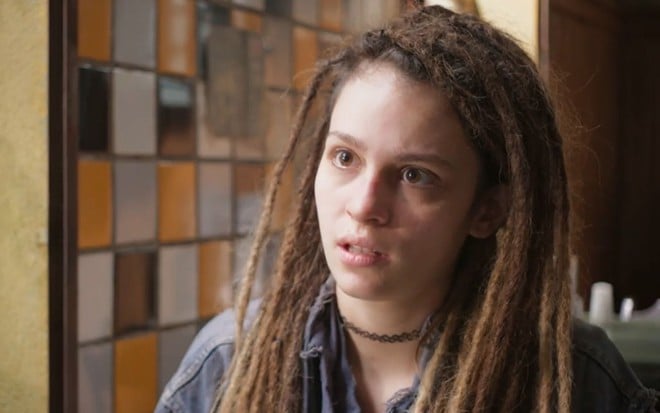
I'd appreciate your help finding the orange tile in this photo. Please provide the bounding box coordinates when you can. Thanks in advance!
[78,160,112,249]
[158,162,196,242]
[114,333,158,413]
[78,0,112,61]
[320,0,342,32]
[231,9,263,33]
[158,0,197,76]
[198,241,233,317]
[293,26,319,91]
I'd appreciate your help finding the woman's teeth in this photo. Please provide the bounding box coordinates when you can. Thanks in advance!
[347,245,380,256]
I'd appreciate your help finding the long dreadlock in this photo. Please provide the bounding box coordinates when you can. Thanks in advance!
[215,5,572,413]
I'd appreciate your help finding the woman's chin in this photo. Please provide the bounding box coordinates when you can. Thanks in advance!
[332,270,390,301]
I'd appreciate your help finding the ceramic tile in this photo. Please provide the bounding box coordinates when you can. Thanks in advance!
[207,26,246,139]
[342,0,362,33]
[114,333,158,413]
[78,343,112,413]
[114,251,156,334]
[293,0,318,25]
[361,0,400,28]
[234,164,266,234]
[158,244,198,326]
[199,162,232,237]
[267,163,294,231]
[265,90,292,160]
[293,26,319,91]
[79,66,110,153]
[78,160,112,249]
[233,234,280,298]
[113,69,157,155]
[158,77,196,156]
[114,160,157,244]
[158,0,197,76]
[78,0,111,61]
[158,325,197,393]
[78,252,113,342]
[266,0,292,17]
[158,162,196,241]
[207,26,266,158]
[318,31,343,55]
[263,17,292,88]
[197,2,231,80]
[232,0,265,11]
[196,82,231,158]
[236,33,267,160]
[231,9,262,32]
[198,241,233,317]
[320,0,343,31]
[114,0,156,68]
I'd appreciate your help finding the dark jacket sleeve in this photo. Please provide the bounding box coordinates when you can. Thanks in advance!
[571,319,659,413]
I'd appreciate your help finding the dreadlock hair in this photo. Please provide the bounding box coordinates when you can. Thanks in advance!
[214,5,572,413]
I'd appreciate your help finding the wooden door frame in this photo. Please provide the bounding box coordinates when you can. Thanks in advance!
[49,0,78,412]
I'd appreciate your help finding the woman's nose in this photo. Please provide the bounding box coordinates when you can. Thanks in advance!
[345,172,392,226]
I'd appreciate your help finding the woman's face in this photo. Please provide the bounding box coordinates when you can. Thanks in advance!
[314,63,492,305]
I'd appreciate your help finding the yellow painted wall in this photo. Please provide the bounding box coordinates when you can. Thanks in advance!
[476,0,539,62]
[0,1,50,413]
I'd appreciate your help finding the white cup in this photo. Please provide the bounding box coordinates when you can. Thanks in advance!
[589,282,614,325]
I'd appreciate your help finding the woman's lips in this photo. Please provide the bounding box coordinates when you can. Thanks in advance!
[337,243,389,267]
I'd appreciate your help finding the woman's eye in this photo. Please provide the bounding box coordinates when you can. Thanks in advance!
[332,149,356,168]
[401,167,435,185]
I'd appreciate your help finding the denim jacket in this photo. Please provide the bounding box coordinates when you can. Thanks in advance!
[156,280,658,413]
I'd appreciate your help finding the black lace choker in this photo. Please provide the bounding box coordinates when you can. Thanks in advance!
[339,315,427,343]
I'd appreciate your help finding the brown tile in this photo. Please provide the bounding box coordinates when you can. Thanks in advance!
[78,160,112,249]
[293,0,318,25]
[114,333,158,413]
[158,162,196,241]
[263,17,292,88]
[158,0,197,77]
[158,77,195,157]
[232,0,265,10]
[231,9,262,33]
[320,0,342,32]
[293,26,319,91]
[207,26,266,158]
[235,163,266,234]
[265,90,292,160]
[198,241,233,317]
[267,163,294,232]
[78,0,111,61]
[114,251,156,335]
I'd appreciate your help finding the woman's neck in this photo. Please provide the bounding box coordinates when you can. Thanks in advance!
[336,288,442,412]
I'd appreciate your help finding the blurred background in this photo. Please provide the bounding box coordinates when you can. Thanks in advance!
[1,0,658,412]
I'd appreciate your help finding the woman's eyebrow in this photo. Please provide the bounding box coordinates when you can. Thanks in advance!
[327,130,367,151]
[395,153,455,169]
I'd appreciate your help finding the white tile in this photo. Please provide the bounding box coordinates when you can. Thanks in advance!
[78,253,113,342]
[158,245,198,325]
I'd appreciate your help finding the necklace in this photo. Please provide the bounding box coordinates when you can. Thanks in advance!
[339,316,425,343]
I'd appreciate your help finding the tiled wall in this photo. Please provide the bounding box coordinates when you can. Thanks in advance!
[75,1,400,412]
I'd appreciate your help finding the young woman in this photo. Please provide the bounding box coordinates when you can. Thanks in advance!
[156,5,658,413]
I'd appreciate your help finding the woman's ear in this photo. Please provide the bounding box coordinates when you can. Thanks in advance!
[468,184,509,239]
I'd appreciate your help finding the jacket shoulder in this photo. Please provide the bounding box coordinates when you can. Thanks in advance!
[571,318,658,412]
[155,300,261,413]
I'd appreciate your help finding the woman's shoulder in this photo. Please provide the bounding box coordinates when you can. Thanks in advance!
[155,300,262,413]
[571,318,658,412]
